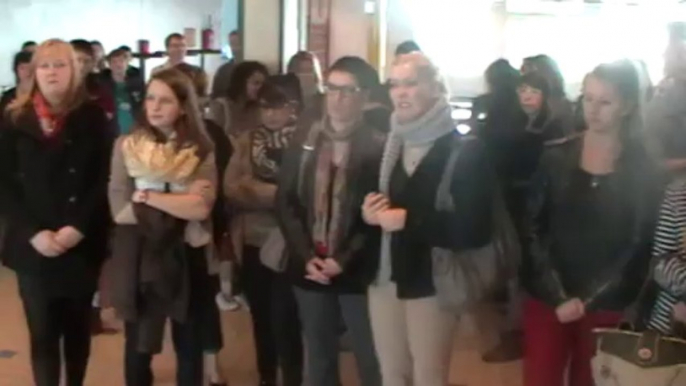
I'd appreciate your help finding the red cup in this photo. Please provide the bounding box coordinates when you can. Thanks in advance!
[138,39,150,55]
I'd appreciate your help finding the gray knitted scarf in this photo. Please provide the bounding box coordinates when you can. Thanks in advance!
[376,96,454,284]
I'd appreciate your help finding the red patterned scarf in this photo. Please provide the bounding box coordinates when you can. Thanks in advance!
[33,93,66,139]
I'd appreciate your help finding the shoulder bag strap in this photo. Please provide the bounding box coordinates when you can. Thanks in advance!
[296,122,322,200]
[435,135,467,212]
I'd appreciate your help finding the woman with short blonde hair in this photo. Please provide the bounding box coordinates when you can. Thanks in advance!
[363,52,494,386]
[0,39,113,386]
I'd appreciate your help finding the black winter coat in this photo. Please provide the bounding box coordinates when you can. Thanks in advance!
[0,101,114,297]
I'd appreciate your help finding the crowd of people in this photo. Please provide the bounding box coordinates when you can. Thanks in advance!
[0,22,685,386]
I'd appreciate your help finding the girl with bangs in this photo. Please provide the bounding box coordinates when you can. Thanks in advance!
[107,68,217,386]
[0,39,113,386]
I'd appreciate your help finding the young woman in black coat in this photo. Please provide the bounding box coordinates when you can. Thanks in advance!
[0,39,113,386]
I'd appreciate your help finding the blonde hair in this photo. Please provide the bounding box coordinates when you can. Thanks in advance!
[7,39,87,121]
[392,52,448,96]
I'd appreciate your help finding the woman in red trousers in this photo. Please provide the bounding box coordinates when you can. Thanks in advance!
[522,60,661,386]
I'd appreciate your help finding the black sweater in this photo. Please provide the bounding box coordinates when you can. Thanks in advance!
[388,133,494,299]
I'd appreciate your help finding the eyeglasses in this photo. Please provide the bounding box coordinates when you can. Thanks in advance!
[324,83,362,97]
[259,102,289,110]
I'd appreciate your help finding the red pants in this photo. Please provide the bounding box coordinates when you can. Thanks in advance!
[523,298,622,386]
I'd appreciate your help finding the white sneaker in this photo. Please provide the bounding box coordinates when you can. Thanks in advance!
[215,293,249,312]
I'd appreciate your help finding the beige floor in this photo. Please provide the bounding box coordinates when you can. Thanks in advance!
[0,267,522,386]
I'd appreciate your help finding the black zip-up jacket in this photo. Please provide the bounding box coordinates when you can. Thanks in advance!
[524,137,662,311]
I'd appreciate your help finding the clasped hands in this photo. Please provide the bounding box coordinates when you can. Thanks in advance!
[305,257,343,285]
[30,226,84,258]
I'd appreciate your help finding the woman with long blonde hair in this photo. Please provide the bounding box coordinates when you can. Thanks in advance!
[108,68,217,386]
[0,39,113,386]
[523,60,661,386]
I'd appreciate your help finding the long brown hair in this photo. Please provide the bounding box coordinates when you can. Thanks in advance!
[287,51,323,89]
[7,39,88,122]
[134,68,213,159]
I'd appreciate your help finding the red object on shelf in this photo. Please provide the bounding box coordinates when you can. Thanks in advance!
[201,28,214,50]
[138,39,150,55]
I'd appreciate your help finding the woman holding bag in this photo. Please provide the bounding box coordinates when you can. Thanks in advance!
[108,68,217,385]
[523,60,661,386]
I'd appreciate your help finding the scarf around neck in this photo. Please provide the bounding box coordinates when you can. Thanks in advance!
[310,118,358,257]
[250,124,297,182]
[121,132,201,184]
[379,96,454,195]
[33,93,67,139]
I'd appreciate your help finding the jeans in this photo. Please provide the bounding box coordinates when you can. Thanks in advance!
[243,246,303,386]
[124,320,204,386]
[368,283,456,386]
[19,281,93,386]
[123,246,211,386]
[294,287,381,386]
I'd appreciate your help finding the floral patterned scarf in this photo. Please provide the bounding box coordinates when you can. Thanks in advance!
[311,119,357,257]
[121,132,201,184]
[33,93,66,139]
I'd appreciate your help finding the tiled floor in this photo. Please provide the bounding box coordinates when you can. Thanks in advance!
[0,268,522,386]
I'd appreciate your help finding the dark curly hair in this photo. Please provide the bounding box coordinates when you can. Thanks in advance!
[225,61,269,102]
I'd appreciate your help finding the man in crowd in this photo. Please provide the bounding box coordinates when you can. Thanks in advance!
[70,39,116,121]
[152,33,192,74]
[211,30,243,98]
[100,48,145,135]
[117,45,142,78]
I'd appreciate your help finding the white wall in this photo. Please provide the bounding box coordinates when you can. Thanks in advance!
[328,0,369,64]
[385,1,675,98]
[0,0,223,87]
[385,0,414,69]
[244,0,282,72]
[220,0,241,58]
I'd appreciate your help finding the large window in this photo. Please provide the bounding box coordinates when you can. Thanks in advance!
[402,0,677,97]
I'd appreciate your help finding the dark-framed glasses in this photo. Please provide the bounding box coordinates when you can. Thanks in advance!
[324,83,362,97]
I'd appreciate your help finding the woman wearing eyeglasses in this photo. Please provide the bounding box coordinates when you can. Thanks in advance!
[277,56,383,386]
